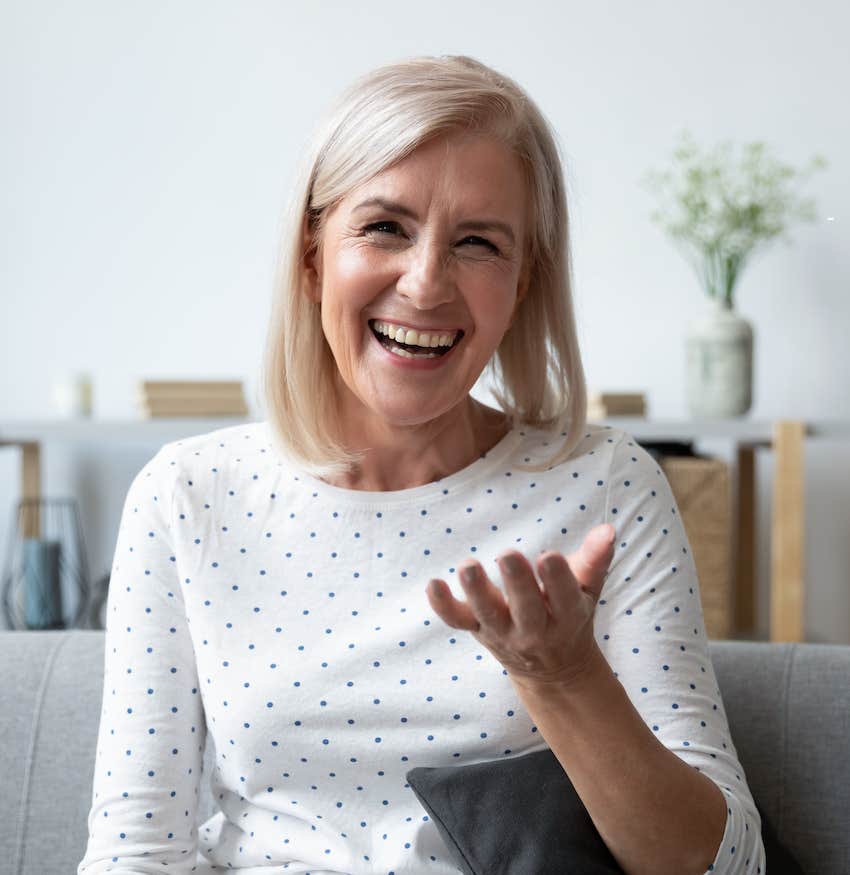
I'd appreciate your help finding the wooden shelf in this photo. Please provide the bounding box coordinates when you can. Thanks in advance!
[0,418,254,444]
[601,418,850,443]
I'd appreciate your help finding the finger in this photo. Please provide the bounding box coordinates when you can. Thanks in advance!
[536,551,584,618]
[496,551,548,635]
[564,524,616,601]
[456,562,512,634]
[425,578,481,632]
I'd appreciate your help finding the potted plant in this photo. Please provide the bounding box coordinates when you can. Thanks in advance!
[641,130,827,417]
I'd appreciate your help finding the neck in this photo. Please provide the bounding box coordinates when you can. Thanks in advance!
[323,392,510,492]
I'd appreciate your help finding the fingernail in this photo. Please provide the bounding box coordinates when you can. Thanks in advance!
[500,555,521,575]
[542,554,560,574]
[460,566,478,585]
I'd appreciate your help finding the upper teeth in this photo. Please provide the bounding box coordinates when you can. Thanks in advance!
[372,320,460,349]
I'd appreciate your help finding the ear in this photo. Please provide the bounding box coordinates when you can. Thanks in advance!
[301,217,323,304]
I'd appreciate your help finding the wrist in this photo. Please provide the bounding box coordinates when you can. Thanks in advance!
[507,641,611,699]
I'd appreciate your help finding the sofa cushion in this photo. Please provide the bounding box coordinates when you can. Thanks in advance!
[407,747,623,874]
[708,640,850,874]
[0,631,104,873]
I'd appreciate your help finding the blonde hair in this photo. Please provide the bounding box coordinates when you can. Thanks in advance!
[260,54,587,480]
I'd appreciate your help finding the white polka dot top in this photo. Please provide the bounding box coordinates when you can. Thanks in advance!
[77,420,765,874]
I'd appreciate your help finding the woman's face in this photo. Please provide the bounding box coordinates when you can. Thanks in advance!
[304,132,530,432]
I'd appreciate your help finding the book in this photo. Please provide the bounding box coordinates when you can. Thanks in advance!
[587,391,647,418]
[139,398,249,418]
[139,380,244,397]
[588,391,646,406]
[136,379,249,418]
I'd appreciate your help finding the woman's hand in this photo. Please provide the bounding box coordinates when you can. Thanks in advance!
[425,523,617,692]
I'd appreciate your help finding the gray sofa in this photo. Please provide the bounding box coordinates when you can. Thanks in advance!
[1,631,848,875]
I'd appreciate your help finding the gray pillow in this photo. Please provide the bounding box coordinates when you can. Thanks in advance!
[406,748,805,875]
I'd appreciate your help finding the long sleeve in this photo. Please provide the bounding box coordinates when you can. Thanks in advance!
[597,430,766,874]
[78,445,207,873]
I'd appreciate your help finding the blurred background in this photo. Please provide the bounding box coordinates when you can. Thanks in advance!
[1,0,847,641]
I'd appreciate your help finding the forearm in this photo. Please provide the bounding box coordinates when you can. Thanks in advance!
[510,644,727,875]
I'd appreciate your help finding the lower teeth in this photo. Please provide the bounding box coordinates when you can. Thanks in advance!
[389,343,438,359]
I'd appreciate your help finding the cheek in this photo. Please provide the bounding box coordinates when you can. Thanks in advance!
[325,252,392,326]
[334,245,390,288]
[333,248,368,284]
[466,278,519,334]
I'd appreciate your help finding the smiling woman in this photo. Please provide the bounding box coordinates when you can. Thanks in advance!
[294,130,539,492]
[78,54,765,875]
[261,55,588,490]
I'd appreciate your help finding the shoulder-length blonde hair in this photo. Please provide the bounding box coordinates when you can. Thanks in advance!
[260,54,587,480]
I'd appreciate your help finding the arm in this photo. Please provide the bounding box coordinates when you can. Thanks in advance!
[513,431,765,875]
[77,446,206,874]
[511,644,728,875]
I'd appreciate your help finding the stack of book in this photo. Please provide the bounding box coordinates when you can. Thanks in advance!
[137,380,249,418]
[587,391,647,420]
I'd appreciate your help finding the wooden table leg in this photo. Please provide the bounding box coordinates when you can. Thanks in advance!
[771,420,806,642]
[0,440,42,538]
[734,445,756,637]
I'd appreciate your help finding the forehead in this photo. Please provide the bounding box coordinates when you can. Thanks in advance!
[340,134,527,219]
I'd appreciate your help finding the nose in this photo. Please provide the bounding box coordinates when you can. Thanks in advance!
[394,233,457,310]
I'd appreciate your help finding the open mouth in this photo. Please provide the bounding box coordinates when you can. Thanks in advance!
[369,319,464,358]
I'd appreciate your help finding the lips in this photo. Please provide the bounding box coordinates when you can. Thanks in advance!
[368,320,464,369]
[369,322,465,356]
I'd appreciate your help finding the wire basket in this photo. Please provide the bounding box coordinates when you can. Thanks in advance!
[1,498,92,630]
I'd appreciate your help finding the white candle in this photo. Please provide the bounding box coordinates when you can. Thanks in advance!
[51,372,93,418]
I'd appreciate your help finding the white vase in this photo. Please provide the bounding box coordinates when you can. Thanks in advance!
[685,296,753,417]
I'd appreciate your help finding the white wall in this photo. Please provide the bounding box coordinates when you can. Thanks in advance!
[1,0,848,640]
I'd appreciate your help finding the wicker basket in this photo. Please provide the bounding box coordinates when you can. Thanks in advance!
[659,456,733,640]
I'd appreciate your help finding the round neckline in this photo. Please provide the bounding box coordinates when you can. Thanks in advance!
[289,425,525,507]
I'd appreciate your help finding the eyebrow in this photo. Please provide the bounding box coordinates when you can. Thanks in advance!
[352,197,517,247]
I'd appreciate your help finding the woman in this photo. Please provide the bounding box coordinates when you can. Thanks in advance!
[79,55,764,874]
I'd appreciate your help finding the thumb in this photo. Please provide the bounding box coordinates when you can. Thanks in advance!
[571,524,616,597]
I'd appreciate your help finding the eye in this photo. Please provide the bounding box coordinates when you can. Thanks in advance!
[363,222,499,253]
[462,236,499,253]
[364,221,401,236]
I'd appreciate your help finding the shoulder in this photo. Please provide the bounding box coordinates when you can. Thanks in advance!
[510,420,631,471]
[157,419,269,460]
[136,420,271,494]
[157,422,268,464]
